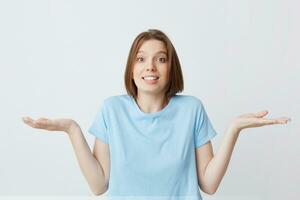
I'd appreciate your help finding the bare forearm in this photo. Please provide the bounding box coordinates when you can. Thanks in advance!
[67,122,107,195]
[203,126,239,193]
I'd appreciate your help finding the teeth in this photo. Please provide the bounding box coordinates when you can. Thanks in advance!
[144,76,158,80]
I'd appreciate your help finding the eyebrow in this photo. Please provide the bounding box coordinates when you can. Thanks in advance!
[137,50,167,55]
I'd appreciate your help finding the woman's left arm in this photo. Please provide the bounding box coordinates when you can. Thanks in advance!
[196,110,291,195]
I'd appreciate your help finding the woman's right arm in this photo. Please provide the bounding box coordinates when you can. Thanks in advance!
[68,121,109,195]
[22,117,109,195]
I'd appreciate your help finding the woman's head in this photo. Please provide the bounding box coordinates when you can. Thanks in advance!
[124,29,184,100]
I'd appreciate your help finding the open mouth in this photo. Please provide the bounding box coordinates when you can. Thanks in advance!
[142,76,159,80]
[142,76,159,84]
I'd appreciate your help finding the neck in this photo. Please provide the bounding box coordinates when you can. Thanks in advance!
[135,93,170,113]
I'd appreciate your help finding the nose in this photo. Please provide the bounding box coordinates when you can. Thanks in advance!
[146,60,156,71]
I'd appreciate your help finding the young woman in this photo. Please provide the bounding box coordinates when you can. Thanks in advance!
[22,29,290,200]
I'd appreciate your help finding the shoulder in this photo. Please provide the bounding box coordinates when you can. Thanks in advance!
[101,94,132,109]
[175,94,204,108]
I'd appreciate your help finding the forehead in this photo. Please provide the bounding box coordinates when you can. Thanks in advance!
[137,39,167,54]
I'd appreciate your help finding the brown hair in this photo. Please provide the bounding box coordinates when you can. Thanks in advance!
[124,29,184,100]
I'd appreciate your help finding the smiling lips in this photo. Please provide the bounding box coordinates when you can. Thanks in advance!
[142,75,159,84]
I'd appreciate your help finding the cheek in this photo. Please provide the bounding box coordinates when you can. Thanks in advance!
[132,66,142,80]
[160,66,170,79]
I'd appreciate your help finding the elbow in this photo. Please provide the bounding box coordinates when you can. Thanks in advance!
[93,191,105,196]
[92,185,108,196]
[200,184,217,195]
[203,188,217,195]
[92,189,106,196]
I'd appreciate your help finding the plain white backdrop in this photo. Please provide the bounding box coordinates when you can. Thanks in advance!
[0,0,299,199]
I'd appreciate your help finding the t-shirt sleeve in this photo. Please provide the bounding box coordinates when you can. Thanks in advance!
[194,100,217,148]
[88,101,109,144]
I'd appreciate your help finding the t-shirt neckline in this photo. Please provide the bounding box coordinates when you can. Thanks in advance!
[130,95,175,118]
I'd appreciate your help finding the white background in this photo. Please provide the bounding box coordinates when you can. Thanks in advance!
[0,0,299,199]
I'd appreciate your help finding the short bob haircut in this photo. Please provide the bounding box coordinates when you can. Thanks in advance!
[124,29,184,100]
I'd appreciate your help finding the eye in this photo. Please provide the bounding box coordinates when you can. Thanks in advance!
[136,56,144,62]
[157,57,167,63]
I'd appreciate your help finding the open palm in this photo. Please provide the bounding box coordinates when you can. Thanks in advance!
[22,116,75,133]
[231,110,290,132]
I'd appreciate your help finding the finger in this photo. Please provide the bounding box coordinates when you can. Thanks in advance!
[273,117,291,124]
[259,119,278,125]
[35,118,49,126]
[23,118,40,128]
[22,116,45,129]
[239,110,268,118]
[22,116,33,123]
[22,116,36,126]
[259,117,290,125]
[254,110,269,118]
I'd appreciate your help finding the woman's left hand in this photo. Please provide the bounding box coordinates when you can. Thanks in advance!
[229,110,291,134]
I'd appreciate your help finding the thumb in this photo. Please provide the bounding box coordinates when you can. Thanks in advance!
[36,118,49,125]
[255,110,268,118]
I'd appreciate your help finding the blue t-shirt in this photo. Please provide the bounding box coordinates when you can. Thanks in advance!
[88,94,217,200]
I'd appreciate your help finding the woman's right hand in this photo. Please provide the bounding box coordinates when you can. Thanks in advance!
[22,116,78,134]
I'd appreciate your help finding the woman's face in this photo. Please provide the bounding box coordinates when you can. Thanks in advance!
[132,39,170,97]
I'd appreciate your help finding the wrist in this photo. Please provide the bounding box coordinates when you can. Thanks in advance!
[66,120,80,135]
[227,122,241,137]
